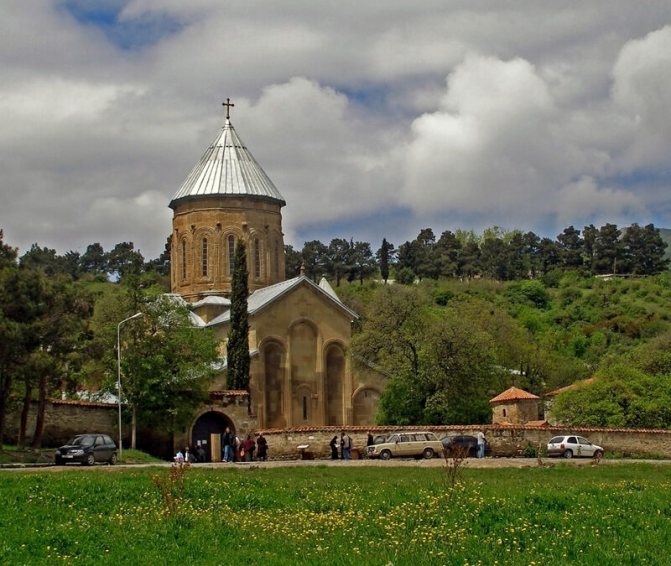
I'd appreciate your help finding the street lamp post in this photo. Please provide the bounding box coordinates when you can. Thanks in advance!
[117,312,142,463]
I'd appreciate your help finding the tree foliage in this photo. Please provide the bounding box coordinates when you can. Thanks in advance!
[551,364,671,429]
[353,285,504,425]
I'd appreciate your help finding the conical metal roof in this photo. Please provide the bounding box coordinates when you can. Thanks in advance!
[170,118,285,208]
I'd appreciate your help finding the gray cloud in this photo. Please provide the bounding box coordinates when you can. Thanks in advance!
[1,2,671,258]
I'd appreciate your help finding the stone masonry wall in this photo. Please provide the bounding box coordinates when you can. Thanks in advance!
[5,400,123,447]
[258,425,671,460]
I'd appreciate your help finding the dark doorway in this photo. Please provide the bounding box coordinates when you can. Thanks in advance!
[191,411,234,462]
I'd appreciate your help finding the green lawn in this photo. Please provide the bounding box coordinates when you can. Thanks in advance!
[1,464,670,565]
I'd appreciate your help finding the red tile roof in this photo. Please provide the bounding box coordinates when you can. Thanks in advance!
[489,386,540,404]
[51,399,117,409]
[209,390,249,397]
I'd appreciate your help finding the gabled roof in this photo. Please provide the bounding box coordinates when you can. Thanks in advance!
[192,296,231,308]
[169,118,285,208]
[206,275,358,327]
[489,386,540,404]
[545,378,595,398]
[318,277,340,301]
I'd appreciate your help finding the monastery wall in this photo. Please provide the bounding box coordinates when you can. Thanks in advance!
[258,425,671,460]
[5,400,123,447]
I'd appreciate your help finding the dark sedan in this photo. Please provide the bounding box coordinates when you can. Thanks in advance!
[55,434,118,466]
[441,435,490,457]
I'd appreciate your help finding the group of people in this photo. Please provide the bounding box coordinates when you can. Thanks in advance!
[174,444,206,464]
[221,428,268,463]
[174,429,268,463]
[329,431,376,460]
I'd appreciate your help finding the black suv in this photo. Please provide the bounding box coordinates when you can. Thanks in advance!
[55,434,118,466]
[441,435,489,457]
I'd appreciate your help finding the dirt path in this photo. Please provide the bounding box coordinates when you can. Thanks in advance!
[3,457,671,472]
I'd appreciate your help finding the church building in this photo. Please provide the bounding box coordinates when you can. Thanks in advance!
[168,103,384,457]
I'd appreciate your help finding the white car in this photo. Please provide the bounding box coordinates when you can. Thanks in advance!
[547,435,604,459]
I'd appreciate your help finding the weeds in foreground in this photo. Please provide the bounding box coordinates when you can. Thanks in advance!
[442,446,468,493]
[151,462,190,515]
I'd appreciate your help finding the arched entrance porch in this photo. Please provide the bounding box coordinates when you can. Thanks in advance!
[191,410,235,462]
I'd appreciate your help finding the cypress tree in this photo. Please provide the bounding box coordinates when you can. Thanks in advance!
[380,238,389,284]
[227,241,250,390]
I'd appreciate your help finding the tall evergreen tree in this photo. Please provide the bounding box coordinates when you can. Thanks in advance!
[227,241,250,391]
[378,238,392,283]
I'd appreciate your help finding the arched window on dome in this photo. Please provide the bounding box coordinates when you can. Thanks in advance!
[181,239,187,280]
[273,240,279,280]
[201,238,208,277]
[227,235,235,275]
[254,238,261,279]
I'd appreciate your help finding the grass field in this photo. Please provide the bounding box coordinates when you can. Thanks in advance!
[1,463,670,565]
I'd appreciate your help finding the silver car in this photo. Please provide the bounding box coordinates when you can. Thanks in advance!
[547,435,604,459]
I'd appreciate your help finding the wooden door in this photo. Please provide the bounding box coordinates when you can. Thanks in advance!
[210,433,221,462]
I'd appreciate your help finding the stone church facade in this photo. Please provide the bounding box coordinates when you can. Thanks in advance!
[169,107,384,458]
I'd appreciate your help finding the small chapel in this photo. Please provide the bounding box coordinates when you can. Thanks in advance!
[168,102,384,457]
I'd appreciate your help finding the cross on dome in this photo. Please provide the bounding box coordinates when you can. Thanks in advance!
[222,98,235,120]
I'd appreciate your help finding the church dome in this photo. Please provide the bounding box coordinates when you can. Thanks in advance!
[169,102,286,301]
[169,117,285,209]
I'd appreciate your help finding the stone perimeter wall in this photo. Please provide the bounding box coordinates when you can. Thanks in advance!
[259,425,671,460]
[5,400,124,447]
[7,402,671,461]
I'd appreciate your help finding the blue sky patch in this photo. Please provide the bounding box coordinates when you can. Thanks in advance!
[61,0,183,50]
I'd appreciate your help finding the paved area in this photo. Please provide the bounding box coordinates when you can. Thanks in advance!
[3,457,671,472]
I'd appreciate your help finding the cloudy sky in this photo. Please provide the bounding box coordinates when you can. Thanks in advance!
[2,1,671,259]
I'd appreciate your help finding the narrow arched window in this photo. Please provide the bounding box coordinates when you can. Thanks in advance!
[201,238,208,277]
[273,241,279,279]
[181,240,187,280]
[228,235,235,275]
[254,238,261,279]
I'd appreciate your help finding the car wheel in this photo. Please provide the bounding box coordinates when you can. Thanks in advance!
[380,450,392,461]
[109,453,117,465]
[563,449,573,459]
[422,448,434,459]
[85,453,95,466]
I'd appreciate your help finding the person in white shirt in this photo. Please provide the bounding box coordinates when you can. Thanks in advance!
[476,431,486,458]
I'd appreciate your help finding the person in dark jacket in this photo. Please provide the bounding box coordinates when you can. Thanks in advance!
[222,427,234,462]
[329,436,339,460]
[256,434,268,461]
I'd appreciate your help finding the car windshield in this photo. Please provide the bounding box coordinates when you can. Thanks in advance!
[69,436,95,447]
[548,437,563,444]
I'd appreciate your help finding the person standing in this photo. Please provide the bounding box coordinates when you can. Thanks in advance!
[234,434,241,462]
[329,436,339,460]
[256,433,268,461]
[477,430,486,459]
[222,427,233,462]
[341,432,352,460]
[242,434,255,462]
[366,432,374,447]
